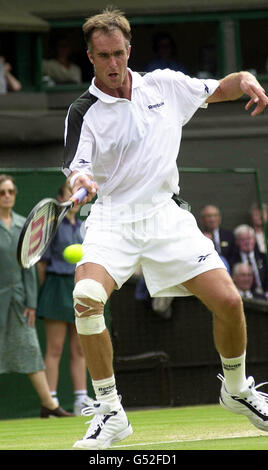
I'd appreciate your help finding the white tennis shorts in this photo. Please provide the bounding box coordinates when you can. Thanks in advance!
[77,199,226,297]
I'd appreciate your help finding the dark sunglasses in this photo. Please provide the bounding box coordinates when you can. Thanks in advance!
[0,188,16,196]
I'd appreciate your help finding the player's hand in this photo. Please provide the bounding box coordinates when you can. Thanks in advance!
[23,308,36,327]
[240,77,268,116]
[70,173,98,204]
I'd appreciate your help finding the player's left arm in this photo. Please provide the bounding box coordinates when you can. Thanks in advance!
[206,71,268,116]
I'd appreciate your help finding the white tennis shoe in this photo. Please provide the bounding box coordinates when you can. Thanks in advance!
[218,374,268,431]
[73,399,133,450]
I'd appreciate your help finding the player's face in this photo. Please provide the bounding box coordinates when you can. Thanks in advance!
[88,28,131,93]
[0,179,16,210]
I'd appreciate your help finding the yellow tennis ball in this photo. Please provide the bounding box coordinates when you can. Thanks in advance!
[63,244,84,264]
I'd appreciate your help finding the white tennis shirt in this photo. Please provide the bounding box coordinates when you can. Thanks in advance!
[63,68,219,223]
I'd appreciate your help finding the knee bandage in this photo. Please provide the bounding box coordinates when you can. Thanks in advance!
[73,279,107,335]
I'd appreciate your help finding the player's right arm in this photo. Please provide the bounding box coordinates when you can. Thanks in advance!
[67,171,98,204]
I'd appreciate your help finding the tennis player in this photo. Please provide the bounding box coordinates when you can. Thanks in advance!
[62,7,268,450]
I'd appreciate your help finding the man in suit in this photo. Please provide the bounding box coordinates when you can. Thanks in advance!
[232,262,267,300]
[231,224,268,297]
[249,202,268,254]
[199,204,235,266]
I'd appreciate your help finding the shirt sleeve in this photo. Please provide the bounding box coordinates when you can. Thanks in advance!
[62,103,94,178]
[175,73,219,126]
[151,69,219,127]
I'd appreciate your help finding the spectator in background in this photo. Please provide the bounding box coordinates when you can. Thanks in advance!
[232,262,266,300]
[199,204,235,267]
[42,37,82,85]
[0,56,21,93]
[37,183,90,415]
[197,44,217,79]
[202,230,230,273]
[145,32,188,74]
[0,174,70,417]
[134,266,173,319]
[249,202,268,254]
[231,224,268,297]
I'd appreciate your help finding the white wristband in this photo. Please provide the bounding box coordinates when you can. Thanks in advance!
[69,172,85,189]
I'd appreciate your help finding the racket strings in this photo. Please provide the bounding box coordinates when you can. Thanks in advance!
[21,202,58,267]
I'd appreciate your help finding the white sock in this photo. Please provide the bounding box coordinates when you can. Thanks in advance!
[50,391,59,406]
[74,389,88,404]
[92,375,121,411]
[220,352,247,394]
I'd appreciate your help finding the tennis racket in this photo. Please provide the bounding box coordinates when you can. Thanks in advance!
[17,187,88,269]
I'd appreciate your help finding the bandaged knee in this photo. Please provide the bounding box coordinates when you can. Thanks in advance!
[73,279,107,335]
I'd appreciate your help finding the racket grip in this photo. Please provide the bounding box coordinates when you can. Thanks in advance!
[72,187,88,204]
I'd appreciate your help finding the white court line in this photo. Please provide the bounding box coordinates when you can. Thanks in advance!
[112,433,267,449]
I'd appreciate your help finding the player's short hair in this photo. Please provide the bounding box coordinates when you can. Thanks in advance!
[83,6,131,53]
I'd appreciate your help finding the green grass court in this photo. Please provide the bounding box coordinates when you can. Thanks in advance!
[1,404,268,451]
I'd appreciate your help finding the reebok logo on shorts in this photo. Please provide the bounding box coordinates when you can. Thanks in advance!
[197,253,212,262]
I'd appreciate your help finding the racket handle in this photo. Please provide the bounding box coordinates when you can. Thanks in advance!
[72,187,88,204]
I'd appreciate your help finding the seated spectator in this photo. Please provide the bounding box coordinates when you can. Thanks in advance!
[231,224,268,297]
[42,38,82,85]
[134,267,173,319]
[151,297,173,320]
[197,45,217,79]
[199,204,235,266]
[135,276,150,302]
[145,32,188,74]
[0,56,21,93]
[232,262,266,300]
[203,231,230,272]
[249,202,268,254]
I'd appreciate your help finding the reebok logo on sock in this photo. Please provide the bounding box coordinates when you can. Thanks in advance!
[222,362,241,371]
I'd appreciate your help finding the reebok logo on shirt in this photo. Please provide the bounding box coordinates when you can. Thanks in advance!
[148,102,165,110]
